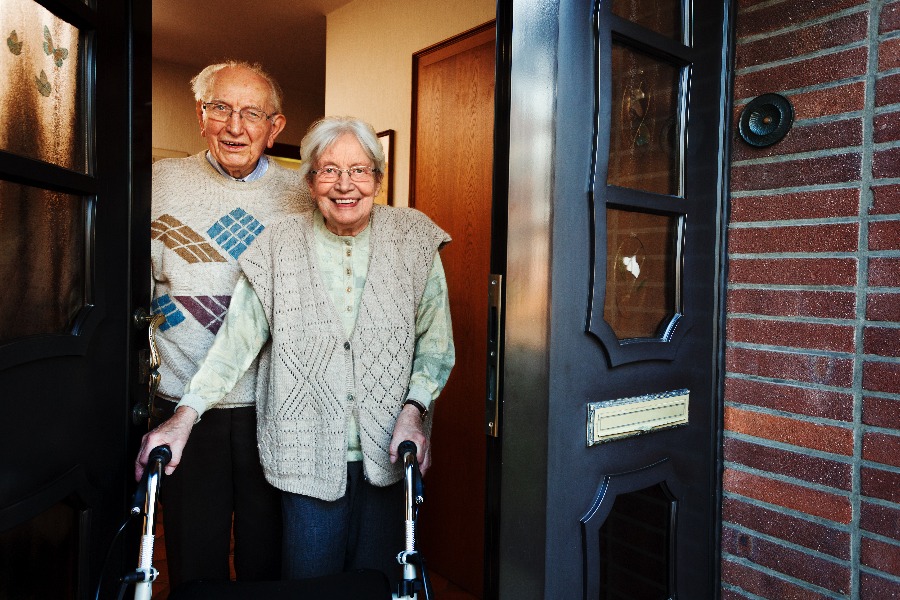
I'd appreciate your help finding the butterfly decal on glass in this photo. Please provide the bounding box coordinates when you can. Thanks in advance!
[43,25,68,67]
[35,69,51,97]
[7,30,23,55]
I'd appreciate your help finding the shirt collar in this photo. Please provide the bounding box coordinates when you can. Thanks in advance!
[205,152,269,182]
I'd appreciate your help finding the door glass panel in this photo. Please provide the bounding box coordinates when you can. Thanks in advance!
[607,43,681,196]
[0,0,87,172]
[611,0,681,39]
[0,181,85,343]
[599,484,673,599]
[604,208,679,340]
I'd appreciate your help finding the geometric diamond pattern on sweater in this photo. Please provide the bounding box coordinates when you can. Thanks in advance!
[151,294,184,332]
[207,208,265,260]
[151,214,226,263]
[174,295,231,334]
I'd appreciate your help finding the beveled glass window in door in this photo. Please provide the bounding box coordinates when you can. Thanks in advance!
[603,208,680,341]
[607,43,682,197]
[610,0,682,40]
[599,484,674,600]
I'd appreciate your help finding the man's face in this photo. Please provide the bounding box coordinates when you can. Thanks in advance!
[196,66,285,179]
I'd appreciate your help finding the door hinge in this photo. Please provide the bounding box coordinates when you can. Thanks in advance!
[486,274,502,437]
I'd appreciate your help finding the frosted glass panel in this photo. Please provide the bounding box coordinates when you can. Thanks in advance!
[0,181,85,342]
[611,0,681,39]
[0,0,86,172]
[604,208,678,340]
[607,44,681,196]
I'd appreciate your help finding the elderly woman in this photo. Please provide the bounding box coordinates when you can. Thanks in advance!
[137,116,454,584]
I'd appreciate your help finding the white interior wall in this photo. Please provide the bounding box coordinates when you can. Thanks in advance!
[325,0,495,206]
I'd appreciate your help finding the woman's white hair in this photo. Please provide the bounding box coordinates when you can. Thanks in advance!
[190,60,284,114]
[299,116,385,183]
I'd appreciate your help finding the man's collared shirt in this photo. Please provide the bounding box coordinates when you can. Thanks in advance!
[206,151,269,182]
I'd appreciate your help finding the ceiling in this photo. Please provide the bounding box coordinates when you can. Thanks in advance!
[152,0,356,95]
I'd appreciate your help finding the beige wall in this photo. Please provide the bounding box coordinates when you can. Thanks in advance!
[325,0,495,206]
[151,59,322,157]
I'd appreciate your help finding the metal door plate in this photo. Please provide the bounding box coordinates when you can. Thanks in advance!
[586,389,689,445]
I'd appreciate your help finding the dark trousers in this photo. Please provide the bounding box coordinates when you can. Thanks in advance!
[153,403,282,590]
[281,461,403,588]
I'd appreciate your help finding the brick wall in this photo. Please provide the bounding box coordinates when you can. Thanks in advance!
[723,0,900,598]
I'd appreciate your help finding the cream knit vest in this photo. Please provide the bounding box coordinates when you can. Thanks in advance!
[239,205,450,500]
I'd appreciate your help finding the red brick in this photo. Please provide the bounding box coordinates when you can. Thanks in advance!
[863,360,900,393]
[875,111,900,144]
[723,527,850,592]
[864,326,900,357]
[736,0,866,38]
[881,37,900,72]
[873,184,900,215]
[877,72,900,107]
[732,153,862,192]
[734,48,868,101]
[883,0,900,34]
[728,318,855,353]
[725,406,853,454]
[862,536,900,577]
[722,559,834,600]
[730,189,860,222]
[861,501,900,539]
[729,223,859,253]
[870,257,900,287]
[861,571,900,599]
[870,219,900,251]
[728,289,856,319]
[726,346,853,387]
[724,469,852,523]
[721,590,750,600]
[736,13,868,69]
[725,377,853,421]
[864,432,900,468]
[732,118,863,161]
[725,438,852,489]
[875,148,900,180]
[790,83,867,120]
[863,396,900,429]
[723,497,851,559]
[729,258,857,286]
[863,467,900,503]
[868,292,900,321]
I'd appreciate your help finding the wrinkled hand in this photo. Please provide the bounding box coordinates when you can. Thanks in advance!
[135,406,198,480]
[389,404,431,476]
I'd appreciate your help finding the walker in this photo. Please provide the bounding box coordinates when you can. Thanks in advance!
[108,442,433,600]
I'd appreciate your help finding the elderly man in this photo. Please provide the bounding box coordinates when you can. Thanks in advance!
[137,60,310,589]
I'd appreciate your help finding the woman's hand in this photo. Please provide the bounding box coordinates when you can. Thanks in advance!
[389,404,431,475]
[135,406,198,480]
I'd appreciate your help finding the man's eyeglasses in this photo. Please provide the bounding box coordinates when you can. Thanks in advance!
[311,166,380,183]
[202,102,274,124]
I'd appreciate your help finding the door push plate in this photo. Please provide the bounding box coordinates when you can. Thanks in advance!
[586,389,689,445]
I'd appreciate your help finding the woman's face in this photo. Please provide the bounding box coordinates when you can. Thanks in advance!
[310,133,380,237]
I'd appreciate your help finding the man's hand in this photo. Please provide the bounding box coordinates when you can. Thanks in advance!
[135,406,198,480]
[389,404,431,476]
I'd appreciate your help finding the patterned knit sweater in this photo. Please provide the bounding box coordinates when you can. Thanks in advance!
[151,152,311,407]
[239,206,451,500]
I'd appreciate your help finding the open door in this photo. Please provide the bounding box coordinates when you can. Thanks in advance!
[0,0,151,597]
[497,0,731,597]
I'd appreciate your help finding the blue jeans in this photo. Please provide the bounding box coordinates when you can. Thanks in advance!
[282,461,403,587]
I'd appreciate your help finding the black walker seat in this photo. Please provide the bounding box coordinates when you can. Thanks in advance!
[167,569,391,600]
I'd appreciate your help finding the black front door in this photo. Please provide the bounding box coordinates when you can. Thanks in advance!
[0,0,150,597]
[496,0,731,597]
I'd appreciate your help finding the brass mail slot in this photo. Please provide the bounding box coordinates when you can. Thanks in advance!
[586,389,689,445]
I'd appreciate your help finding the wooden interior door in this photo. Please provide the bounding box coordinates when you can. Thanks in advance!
[410,22,496,598]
